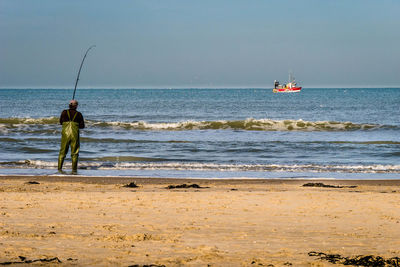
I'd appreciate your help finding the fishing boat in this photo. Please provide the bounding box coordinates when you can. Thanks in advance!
[273,72,302,93]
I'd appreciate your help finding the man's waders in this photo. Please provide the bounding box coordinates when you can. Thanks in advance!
[58,110,80,172]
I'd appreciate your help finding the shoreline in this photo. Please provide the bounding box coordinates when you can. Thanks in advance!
[2,174,400,186]
[1,175,400,266]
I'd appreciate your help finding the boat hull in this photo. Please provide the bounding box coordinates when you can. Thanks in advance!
[273,87,302,93]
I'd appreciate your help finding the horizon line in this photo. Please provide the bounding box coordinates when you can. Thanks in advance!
[1,86,400,90]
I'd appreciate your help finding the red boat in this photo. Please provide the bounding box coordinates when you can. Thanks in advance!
[273,73,302,93]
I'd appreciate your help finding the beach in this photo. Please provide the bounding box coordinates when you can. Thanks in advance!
[1,176,399,266]
[2,0,400,265]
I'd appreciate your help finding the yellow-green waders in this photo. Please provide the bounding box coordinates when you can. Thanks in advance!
[58,110,80,173]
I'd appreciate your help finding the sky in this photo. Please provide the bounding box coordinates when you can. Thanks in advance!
[0,0,399,88]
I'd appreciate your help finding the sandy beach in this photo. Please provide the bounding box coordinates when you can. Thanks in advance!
[1,176,400,266]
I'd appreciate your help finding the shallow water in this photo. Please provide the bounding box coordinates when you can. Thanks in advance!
[1,88,399,179]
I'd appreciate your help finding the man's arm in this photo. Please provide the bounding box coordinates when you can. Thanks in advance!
[59,110,67,125]
[78,113,85,129]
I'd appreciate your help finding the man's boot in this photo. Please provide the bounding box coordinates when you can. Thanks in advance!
[58,155,65,172]
[71,156,78,174]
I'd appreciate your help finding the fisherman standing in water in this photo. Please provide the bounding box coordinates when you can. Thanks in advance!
[58,100,85,173]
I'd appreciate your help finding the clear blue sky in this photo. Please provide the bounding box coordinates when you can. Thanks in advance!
[1,0,399,88]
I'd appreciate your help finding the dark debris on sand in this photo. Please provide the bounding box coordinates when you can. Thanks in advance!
[25,181,40,185]
[303,183,357,189]
[0,256,62,265]
[128,265,166,267]
[123,182,139,188]
[309,251,400,266]
[250,260,275,266]
[166,184,209,189]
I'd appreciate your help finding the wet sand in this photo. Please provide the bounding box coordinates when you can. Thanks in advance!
[1,175,400,266]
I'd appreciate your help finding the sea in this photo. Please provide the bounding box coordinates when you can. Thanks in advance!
[0,88,399,179]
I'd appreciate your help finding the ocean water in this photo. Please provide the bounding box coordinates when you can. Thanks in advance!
[0,88,399,179]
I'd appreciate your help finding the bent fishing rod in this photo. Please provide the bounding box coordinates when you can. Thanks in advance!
[72,45,96,100]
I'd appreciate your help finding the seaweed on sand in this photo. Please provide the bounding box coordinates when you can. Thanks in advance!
[25,181,40,185]
[123,182,139,188]
[308,251,400,266]
[166,184,209,189]
[0,256,62,265]
[303,183,357,189]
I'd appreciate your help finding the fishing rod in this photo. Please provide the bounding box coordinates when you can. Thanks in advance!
[72,45,96,100]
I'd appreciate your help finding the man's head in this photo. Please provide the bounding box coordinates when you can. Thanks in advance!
[69,99,78,110]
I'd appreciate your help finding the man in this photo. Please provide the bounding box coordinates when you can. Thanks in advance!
[58,100,85,173]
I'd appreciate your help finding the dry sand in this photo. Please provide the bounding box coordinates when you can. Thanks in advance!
[1,175,400,266]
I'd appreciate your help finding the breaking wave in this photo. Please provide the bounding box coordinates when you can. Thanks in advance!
[0,117,59,125]
[0,117,392,132]
[1,160,400,174]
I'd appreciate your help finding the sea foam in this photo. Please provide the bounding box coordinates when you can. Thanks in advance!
[2,160,400,174]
